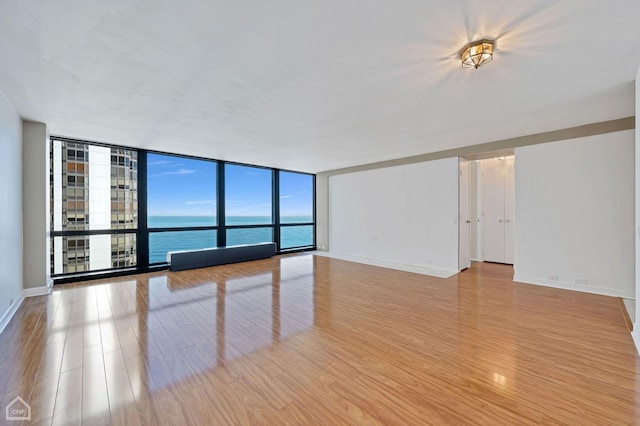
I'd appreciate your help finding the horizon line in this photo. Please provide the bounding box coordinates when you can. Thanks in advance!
[147,214,312,217]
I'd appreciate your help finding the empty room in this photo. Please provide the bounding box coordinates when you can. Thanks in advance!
[2,1,640,424]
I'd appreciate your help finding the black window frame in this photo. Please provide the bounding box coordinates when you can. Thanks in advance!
[50,136,316,283]
[145,151,219,265]
[277,170,316,251]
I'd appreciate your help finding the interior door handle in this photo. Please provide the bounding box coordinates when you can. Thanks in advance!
[499,219,504,223]
[505,219,511,223]
[466,220,471,224]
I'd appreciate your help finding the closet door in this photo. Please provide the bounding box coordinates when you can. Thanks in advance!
[459,158,471,270]
[504,158,515,264]
[482,160,505,263]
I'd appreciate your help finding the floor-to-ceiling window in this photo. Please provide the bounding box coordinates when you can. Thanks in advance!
[50,139,138,274]
[50,137,316,281]
[224,164,273,246]
[279,171,315,249]
[147,153,218,264]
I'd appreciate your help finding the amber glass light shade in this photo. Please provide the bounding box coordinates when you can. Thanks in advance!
[461,40,494,69]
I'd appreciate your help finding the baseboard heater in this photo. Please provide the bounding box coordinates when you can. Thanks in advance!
[167,242,277,272]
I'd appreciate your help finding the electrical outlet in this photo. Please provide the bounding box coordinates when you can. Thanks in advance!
[574,277,588,285]
[547,275,559,281]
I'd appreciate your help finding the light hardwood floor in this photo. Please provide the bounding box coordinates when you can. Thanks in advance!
[1,255,639,425]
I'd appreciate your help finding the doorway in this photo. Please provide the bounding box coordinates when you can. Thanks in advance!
[459,152,515,270]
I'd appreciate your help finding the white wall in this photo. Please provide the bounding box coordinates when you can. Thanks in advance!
[90,235,112,271]
[634,71,640,350]
[88,145,113,271]
[329,157,459,274]
[514,129,635,298]
[22,121,51,291]
[88,145,111,230]
[52,140,63,273]
[0,90,23,331]
[316,172,329,251]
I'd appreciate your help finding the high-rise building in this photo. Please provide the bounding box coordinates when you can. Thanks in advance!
[50,140,138,274]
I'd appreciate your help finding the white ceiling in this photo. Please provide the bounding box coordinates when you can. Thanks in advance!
[0,1,638,173]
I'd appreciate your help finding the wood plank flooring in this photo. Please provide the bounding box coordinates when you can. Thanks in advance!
[1,255,639,425]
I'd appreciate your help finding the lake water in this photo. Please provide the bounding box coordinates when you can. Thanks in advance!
[148,216,313,263]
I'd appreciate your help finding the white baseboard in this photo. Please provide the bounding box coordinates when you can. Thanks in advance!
[0,295,25,335]
[0,284,52,336]
[513,274,634,299]
[622,298,635,324]
[632,329,640,355]
[313,251,458,279]
[23,285,51,297]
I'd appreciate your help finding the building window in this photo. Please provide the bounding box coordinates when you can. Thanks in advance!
[279,171,315,249]
[147,153,217,264]
[227,227,273,246]
[149,230,218,264]
[50,138,315,280]
[225,164,273,225]
[51,139,138,274]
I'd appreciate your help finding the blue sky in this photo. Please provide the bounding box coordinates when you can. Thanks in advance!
[147,153,312,217]
[279,171,313,218]
[147,154,217,216]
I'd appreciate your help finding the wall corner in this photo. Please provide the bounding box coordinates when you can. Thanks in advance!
[22,120,51,290]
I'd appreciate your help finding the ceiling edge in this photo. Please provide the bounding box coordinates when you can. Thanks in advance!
[319,117,635,177]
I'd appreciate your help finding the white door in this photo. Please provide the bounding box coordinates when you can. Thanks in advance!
[459,158,471,270]
[470,161,482,261]
[482,159,506,263]
[504,158,515,264]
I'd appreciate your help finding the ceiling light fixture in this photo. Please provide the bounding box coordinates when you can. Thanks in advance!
[461,39,494,69]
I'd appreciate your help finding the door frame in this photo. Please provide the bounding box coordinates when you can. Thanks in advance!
[458,158,471,271]
[459,155,516,270]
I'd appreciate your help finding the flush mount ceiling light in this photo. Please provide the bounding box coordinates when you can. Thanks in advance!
[461,39,494,69]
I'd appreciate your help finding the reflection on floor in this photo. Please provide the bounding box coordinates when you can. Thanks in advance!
[1,255,639,424]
